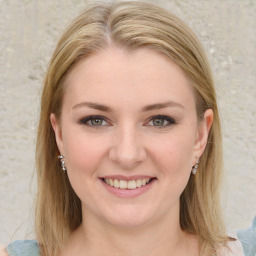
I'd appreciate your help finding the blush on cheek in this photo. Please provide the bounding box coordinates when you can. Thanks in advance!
[156,146,193,178]
[64,132,109,177]
[66,149,99,174]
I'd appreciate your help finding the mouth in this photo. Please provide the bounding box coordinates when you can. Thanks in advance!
[101,177,156,190]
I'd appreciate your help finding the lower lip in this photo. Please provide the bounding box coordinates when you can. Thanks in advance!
[100,179,156,198]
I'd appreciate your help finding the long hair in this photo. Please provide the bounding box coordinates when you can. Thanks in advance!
[35,1,228,255]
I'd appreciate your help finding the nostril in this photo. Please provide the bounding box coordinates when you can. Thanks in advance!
[108,133,147,168]
[109,149,147,168]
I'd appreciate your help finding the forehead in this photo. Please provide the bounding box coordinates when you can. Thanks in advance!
[62,46,195,110]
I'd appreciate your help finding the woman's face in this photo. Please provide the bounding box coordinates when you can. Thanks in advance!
[51,46,212,228]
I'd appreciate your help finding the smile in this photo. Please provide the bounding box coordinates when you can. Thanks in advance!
[103,178,151,190]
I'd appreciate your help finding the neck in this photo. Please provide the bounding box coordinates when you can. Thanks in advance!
[64,208,199,256]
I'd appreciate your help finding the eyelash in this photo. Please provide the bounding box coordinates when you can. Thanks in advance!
[78,115,110,128]
[78,115,176,129]
[145,115,176,128]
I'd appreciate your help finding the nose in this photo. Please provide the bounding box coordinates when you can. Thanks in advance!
[108,125,147,169]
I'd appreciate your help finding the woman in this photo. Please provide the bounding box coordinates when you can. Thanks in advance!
[5,1,244,255]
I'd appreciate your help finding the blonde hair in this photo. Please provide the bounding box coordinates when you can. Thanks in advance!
[36,1,228,255]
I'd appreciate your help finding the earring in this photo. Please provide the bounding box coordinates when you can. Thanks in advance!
[58,155,67,172]
[192,160,199,175]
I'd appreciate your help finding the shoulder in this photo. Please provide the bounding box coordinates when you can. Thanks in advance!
[227,240,244,256]
[218,239,244,256]
[0,244,8,256]
[5,240,39,256]
[237,216,256,256]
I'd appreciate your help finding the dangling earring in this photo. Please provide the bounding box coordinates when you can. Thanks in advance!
[58,155,67,172]
[192,159,199,175]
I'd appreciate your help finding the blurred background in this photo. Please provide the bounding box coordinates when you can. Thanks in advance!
[0,0,255,245]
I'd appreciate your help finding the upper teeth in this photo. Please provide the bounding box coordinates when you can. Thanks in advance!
[104,178,151,189]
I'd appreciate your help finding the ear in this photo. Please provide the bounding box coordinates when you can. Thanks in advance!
[193,109,213,160]
[50,113,64,155]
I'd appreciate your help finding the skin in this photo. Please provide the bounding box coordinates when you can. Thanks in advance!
[51,45,213,256]
[0,245,8,256]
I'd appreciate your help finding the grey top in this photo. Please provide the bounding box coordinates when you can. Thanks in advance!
[5,232,253,256]
[237,216,256,256]
[6,240,39,256]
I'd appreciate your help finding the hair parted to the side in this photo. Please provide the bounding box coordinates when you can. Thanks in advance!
[36,1,228,255]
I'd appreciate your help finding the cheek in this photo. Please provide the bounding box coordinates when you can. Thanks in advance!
[149,132,195,176]
[145,132,196,214]
[61,128,108,175]
[61,129,109,203]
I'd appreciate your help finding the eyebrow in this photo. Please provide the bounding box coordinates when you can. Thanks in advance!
[72,101,184,112]
[72,102,112,112]
[141,101,184,111]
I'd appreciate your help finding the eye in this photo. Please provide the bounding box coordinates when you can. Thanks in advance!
[79,115,110,127]
[146,115,176,128]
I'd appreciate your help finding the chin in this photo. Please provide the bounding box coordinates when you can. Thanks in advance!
[101,205,155,229]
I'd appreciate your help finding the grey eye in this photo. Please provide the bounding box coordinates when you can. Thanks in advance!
[146,115,176,128]
[90,117,104,126]
[152,117,165,126]
[79,115,109,127]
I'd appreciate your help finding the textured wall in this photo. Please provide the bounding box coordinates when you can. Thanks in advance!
[0,0,255,245]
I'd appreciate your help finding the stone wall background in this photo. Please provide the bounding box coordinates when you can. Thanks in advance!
[0,0,255,245]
